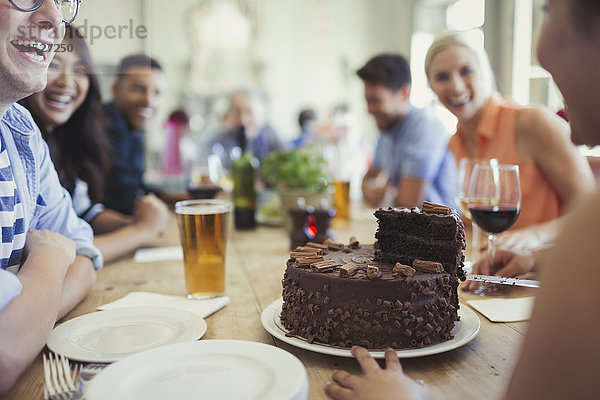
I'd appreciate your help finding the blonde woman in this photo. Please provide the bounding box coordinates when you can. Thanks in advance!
[425,31,594,285]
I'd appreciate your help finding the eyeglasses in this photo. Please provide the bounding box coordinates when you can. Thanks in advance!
[9,0,82,24]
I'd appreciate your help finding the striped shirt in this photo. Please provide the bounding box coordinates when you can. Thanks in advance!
[0,134,25,272]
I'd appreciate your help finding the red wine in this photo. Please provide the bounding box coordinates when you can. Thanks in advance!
[187,184,221,199]
[469,206,520,233]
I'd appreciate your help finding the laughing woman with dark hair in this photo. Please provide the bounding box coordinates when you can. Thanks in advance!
[21,25,169,263]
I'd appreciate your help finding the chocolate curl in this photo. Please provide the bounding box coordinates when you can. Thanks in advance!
[367,265,382,280]
[339,262,358,278]
[295,246,324,254]
[290,250,320,258]
[413,259,444,273]
[293,255,325,267]
[310,260,340,272]
[306,242,328,250]
[393,263,416,277]
[421,201,451,215]
[349,236,360,249]
[323,238,344,251]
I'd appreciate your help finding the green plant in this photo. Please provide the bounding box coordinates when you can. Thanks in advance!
[261,149,329,192]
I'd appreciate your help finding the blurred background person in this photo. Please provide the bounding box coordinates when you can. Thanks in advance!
[357,53,456,209]
[291,107,318,149]
[425,31,594,285]
[21,26,169,263]
[209,87,284,167]
[102,53,173,215]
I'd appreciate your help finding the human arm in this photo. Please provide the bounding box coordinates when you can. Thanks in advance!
[58,255,96,319]
[504,192,600,399]
[394,176,427,208]
[92,194,170,263]
[89,208,133,235]
[325,346,433,400]
[361,165,388,207]
[0,230,75,394]
[515,107,594,212]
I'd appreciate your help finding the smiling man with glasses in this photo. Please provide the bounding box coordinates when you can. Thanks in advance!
[9,0,82,24]
[0,0,102,393]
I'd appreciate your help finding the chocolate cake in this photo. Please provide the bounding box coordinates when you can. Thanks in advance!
[280,202,466,349]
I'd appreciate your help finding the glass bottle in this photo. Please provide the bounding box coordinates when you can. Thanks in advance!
[232,126,259,229]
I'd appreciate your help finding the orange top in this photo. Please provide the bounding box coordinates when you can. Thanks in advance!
[448,96,561,230]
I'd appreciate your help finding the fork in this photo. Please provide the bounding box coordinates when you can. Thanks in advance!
[42,352,82,400]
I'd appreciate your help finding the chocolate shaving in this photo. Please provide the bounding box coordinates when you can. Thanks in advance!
[295,246,317,252]
[349,236,360,249]
[306,242,328,250]
[393,263,416,277]
[339,262,358,278]
[421,201,451,215]
[323,238,344,251]
[366,265,382,280]
[290,250,320,258]
[310,259,340,272]
[294,255,325,267]
[413,259,444,273]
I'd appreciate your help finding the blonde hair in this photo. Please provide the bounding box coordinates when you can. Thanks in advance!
[425,31,496,100]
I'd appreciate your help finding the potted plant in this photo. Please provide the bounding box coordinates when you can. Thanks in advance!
[261,148,332,231]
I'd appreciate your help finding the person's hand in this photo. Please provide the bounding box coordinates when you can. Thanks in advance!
[22,229,76,267]
[325,347,433,400]
[480,222,558,253]
[133,194,170,237]
[363,185,386,207]
[363,181,387,207]
[462,249,536,291]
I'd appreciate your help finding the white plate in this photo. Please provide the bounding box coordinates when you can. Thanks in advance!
[86,339,309,400]
[261,298,480,359]
[47,307,207,362]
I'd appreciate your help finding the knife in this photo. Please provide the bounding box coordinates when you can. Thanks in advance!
[465,274,540,288]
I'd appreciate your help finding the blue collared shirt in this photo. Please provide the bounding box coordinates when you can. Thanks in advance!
[0,104,103,310]
[102,102,145,216]
[372,106,457,207]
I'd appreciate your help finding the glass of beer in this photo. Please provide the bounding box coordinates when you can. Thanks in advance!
[333,180,350,220]
[175,199,231,299]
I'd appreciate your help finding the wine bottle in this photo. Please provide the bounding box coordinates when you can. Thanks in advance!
[232,126,259,229]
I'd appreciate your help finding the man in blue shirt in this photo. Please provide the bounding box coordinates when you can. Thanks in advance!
[0,0,102,393]
[357,53,456,208]
[103,54,170,215]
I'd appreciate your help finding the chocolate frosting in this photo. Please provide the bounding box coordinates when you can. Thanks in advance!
[280,205,466,350]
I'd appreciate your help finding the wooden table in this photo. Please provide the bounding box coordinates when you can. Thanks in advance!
[1,207,535,400]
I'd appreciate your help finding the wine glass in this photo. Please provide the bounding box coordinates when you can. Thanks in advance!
[185,154,225,199]
[456,158,496,265]
[468,161,521,295]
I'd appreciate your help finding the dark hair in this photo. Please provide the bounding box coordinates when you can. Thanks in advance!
[572,0,600,34]
[22,25,109,203]
[356,53,411,90]
[298,108,316,128]
[116,53,163,77]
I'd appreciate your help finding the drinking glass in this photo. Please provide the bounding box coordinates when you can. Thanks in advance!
[468,162,521,295]
[456,158,495,264]
[186,154,225,199]
[175,199,231,299]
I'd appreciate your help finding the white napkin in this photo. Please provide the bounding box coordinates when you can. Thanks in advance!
[134,246,183,262]
[98,291,229,318]
[467,296,535,322]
